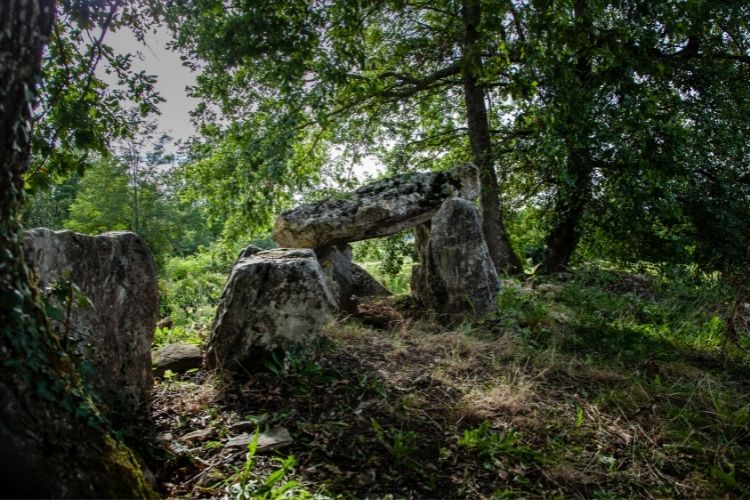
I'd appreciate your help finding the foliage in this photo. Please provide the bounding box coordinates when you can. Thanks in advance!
[27,0,164,193]
[227,430,312,500]
[458,421,537,468]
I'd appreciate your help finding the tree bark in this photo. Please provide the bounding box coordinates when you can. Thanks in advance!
[0,1,154,497]
[539,0,594,274]
[539,154,592,274]
[461,0,523,275]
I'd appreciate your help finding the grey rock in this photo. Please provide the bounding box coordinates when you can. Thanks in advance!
[206,248,335,374]
[272,165,479,248]
[412,198,501,320]
[316,246,391,313]
[236,245,264,261]
[153,343,202,378]
[316,244,355,313]
[226,427,293,452]
[351,264,391,298]
[410,222,431,302]
[23,228,157,414]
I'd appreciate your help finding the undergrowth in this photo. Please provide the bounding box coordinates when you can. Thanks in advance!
[152,263,750,497]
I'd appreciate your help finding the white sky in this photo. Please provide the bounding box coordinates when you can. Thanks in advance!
[103,26,383,179]
[105,26,198,143]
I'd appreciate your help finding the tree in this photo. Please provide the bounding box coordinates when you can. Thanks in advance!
[0,0,154,496]
[167,0,525,272]
[479,0,749,273]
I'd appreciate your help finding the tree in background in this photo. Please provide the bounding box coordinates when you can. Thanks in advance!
[504,1,750,273]
[166,0,526,272]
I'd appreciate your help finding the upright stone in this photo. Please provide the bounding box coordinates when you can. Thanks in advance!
[207,248,335,374]
[317,244,356,313]
[23,228,158,414]
[272,165,478,248]
[412,199,501,320]
[351,263,391,299]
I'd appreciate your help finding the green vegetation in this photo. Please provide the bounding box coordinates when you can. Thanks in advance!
[149,264,749,497]
[5,0,750,497]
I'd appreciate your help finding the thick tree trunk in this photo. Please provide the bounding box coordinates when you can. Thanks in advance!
[539,0,593,274]
[461,0,523,275]
[0,1,154,497]
[539,155,592,274]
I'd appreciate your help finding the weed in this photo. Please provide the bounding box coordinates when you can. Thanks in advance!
[370,418,419,469]
[458,421,537,468]
[227,430,310,499]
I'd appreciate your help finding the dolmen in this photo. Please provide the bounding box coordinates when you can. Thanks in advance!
[207,165,502,374]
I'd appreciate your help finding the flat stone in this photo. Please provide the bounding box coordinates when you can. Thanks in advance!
[225,427,293,453]
[153,343,202,378]
[272,165,478,249]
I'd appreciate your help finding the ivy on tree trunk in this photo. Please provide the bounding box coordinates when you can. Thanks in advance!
[0,1,154,496]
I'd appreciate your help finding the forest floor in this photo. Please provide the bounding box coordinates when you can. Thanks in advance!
[144,268,750,498]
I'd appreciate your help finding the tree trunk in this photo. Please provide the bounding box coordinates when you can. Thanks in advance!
[539,0,594,274]
[461,0,523,275]
[539,155,592,274]
[0,1,154,497]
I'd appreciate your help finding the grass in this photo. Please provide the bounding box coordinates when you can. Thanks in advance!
[148,264,750,498]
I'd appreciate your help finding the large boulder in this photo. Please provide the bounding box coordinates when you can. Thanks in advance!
[272,165,479,248]
[23,228,158,414]
[207,248,336,374]
[411,198,501,320]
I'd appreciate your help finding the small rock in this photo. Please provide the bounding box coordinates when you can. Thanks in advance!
[179,428,215,443]
[225,427,293,452]
[353,468,377,487]
[153,343,202,378]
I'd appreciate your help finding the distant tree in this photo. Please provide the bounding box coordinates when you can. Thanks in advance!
[65,158,131,233]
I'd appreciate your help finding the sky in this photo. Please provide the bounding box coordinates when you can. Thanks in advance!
[105,26,198,143]
[104,26,383,179]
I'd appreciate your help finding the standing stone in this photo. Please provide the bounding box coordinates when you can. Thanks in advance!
[316,244,355,313]
[412,199,501,320]
[207,248,335,374]
[317,246,392,313]
[23,228,158,414]
[272,165,478,248]
[351,263,391,299]
[410,222,431,303]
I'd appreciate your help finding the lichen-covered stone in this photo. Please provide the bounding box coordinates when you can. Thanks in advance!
[23,228,157,414]
[207,248,335,374]
[272,165,479,248]
[412,198,500,320]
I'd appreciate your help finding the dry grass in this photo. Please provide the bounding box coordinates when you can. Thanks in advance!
[147,271,750,498]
